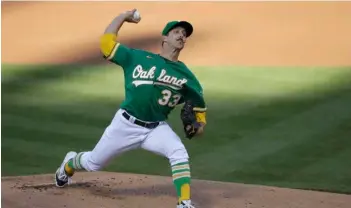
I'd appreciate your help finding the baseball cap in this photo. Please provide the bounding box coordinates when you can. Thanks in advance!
[162,20,193,37]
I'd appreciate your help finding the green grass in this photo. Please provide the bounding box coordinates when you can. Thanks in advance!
[2,63,351,194]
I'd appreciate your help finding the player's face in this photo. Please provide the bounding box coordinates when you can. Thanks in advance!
[166,27,187,50]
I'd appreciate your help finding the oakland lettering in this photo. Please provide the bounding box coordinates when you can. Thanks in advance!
[133,65,155,79]
[157,69,187,87]
[132,65,187,88]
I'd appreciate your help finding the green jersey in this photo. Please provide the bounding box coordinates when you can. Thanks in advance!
[109,43,206,122]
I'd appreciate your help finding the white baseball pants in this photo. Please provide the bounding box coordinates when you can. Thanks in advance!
[79,109,189,171]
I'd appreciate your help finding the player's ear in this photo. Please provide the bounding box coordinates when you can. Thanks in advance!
[162,35,168,42]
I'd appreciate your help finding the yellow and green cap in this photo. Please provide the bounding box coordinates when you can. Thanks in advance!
[162,20,193,37]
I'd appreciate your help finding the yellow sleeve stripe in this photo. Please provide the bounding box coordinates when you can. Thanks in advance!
[107,43,120,60]
[193,107,207,112]
[100,33,120,60]
[195,112,207,124]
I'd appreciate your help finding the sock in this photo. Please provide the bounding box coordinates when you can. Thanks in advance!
[171,162,191,204]
[64,162,75,176]
[64,152,85,176]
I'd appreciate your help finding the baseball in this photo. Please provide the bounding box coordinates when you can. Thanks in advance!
[133,10,141,21]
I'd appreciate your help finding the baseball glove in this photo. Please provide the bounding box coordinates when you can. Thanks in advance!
[180,100,201,139]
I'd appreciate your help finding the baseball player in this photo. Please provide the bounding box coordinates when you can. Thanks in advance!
[55,9,207,208]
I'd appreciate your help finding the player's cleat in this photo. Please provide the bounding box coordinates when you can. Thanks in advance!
[55,151,77,188]
[177,200,196,208]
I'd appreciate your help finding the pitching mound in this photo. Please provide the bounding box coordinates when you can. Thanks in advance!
[2,172,350,208]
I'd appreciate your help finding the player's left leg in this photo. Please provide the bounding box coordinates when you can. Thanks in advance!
[55,109,148,187]
[141,122,195,207]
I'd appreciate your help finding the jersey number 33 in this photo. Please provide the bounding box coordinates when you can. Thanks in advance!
[158,89,182,107]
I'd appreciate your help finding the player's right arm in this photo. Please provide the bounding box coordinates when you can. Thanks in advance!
[100,9,139,67]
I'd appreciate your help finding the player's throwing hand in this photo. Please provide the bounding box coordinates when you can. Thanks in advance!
[123,9,141,24]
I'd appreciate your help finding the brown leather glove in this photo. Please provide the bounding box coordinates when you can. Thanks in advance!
[180,101,201,139]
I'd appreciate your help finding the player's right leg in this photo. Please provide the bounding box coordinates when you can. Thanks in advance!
[141,123,195,207]
[55,109,148,187]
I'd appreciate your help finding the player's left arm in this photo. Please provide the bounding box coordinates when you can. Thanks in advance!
[192,95,207,136]
[194,108,207,136]
[179,64,207,138]
[180,94,206,139]
[185,83,207,137]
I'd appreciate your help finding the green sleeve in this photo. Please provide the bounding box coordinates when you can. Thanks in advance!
[184,79,207,111]
[109,44,133,68]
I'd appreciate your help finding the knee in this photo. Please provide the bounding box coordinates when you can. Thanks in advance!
[80,152,103,172]
[168,148,189,166]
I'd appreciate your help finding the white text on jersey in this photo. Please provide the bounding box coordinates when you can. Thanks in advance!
[132,65,188,89]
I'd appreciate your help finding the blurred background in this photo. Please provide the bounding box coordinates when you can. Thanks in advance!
[2,1,351,66]
[2,1,351,194]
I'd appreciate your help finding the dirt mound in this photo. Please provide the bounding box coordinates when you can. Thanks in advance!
[2,172,350,208]
[2,2,351,66]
